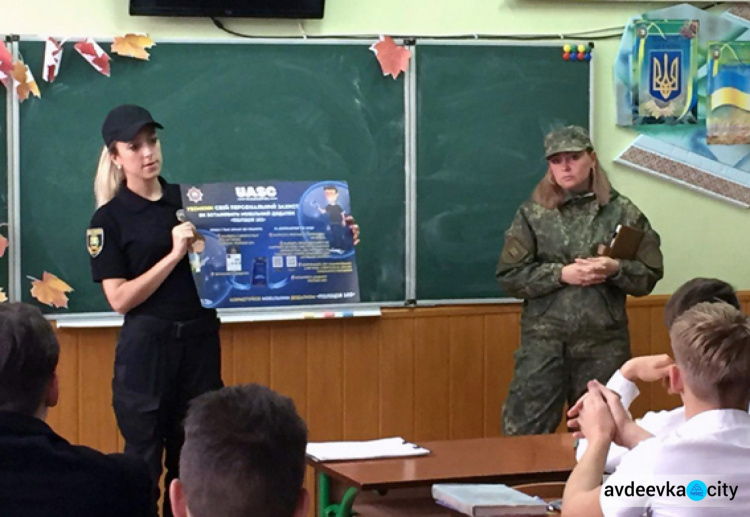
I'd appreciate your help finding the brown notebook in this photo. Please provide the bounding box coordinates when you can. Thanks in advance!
[597,225,645,260]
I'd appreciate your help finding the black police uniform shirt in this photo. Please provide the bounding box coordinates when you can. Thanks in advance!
[325,203,344,225]
[88,177,212,321]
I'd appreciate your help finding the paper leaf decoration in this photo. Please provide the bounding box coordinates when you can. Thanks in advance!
[43,37,64,83]
[30,272,74,309]
[11,62,41,102]
[0,234,8,258]
[111,34,155,60]
[369,36,411,79]
[0,288,6,303]
[0,41,14,88]
[74,39,111,77]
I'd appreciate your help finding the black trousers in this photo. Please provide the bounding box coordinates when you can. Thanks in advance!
[112,313,223,517]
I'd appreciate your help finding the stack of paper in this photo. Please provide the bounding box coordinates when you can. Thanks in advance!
[432,484,548,517]
[306,436,430,462]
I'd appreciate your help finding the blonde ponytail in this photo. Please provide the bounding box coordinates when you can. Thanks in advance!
[94,145,123,208]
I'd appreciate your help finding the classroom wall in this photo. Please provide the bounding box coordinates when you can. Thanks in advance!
[2,0,748,293]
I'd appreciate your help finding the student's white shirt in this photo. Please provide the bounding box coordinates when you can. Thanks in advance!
[575,371,750,471]
[576,370,687,472]
[600,409,750,516]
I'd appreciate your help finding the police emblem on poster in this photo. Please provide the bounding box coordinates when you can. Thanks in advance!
[633,20,698,124]
[707,41,750,144]
[179,181,360,309]
[86,228,104,258]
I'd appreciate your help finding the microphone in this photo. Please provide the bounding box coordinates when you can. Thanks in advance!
[175,209,206,254]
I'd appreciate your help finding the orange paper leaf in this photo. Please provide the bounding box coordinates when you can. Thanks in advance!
[11,61,41,102]
[0,234,8,258]
[30,272,74,309]
[369,36,411,80]
[111,34,155,61]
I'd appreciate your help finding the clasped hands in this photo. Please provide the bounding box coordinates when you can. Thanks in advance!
[561,256,619,287]
[566,380,637,448]
[567,355,673,446]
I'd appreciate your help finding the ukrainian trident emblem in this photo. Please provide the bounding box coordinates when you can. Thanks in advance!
[650,51,681,102]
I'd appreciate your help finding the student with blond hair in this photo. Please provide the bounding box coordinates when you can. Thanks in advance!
[570,277,745,472]
[563,302,750,516]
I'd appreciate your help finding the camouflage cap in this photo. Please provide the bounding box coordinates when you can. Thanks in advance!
[543,125,593,158]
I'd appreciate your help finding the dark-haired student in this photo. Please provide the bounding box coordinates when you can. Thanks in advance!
[571,277,748,472]
[563,302,750,516]
[170,383,309,517]
[0,303,154,517]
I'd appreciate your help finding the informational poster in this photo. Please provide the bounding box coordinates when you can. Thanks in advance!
[179,180,360,309]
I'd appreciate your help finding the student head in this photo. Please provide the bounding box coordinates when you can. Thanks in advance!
[532,125,611,209]
[94,104,164,207]
[170,384,309,517]
[324,185,339,204]
[0,303,59,418]
[668,302,750,409]
[664,277,740,330]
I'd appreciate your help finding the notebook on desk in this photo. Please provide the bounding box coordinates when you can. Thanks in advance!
[306,437,430,462]
[432,484,548,516]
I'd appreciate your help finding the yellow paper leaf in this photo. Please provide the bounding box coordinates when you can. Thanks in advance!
[0,288,6,303]
[111,34,155,61]
[30,271,74,309]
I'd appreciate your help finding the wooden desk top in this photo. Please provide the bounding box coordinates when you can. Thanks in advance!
[308,433,576,492]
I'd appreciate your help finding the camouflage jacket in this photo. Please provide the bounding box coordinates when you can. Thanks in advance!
[496,190,663,329]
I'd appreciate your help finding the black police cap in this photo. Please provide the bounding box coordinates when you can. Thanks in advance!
[101,104,164,147]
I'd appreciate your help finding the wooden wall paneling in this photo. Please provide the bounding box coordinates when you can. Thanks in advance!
[341,318,380,440]
[448,315,485,439]
[648,305,680,412]
[269,321,309,425]
[219,325,235,386]
[77,328,119,453]
[306,320,344,441]
[625,306,652,420]
[230,324,271,386]
[413,316,450,441]
[484,312,519,437]
[378,315,415,439]
[47,327,80,444]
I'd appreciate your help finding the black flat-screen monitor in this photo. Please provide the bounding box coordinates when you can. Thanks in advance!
[130,0,325,18]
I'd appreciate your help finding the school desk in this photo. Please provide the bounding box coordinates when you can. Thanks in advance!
[307,433,575,517]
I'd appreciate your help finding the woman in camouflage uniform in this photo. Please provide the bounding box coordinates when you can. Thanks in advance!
[497,126,663,436]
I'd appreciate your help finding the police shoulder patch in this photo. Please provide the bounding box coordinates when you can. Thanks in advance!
[87,228,104,258]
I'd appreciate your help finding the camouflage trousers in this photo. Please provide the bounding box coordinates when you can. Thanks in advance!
[501,319,630,436]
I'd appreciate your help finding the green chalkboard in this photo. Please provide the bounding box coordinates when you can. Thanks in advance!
[415,44,590,301]
[18,41,405,313]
